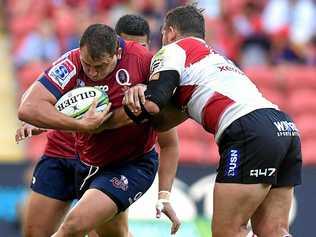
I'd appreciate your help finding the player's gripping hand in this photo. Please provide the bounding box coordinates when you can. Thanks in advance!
[15,122,47,144]
[155,191,181,235]
[78,99,112,133]
[122,84,147,114]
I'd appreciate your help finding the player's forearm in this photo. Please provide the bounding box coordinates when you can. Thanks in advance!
[18,100,81,131]
[158,146,179,192]
[18,81,82,131]
[152,104,188,132]
[143,100,160,115]
[157,129,179,192]
[101,107,133,129]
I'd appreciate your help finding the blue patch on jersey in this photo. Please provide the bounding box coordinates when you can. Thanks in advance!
[38,75,62,99]
[225,149,240,177]
[48,59,76,89]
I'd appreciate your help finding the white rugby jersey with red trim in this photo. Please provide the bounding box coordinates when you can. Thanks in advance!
[150,37,278,142]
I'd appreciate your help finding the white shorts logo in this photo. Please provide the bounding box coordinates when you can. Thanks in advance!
[32,176,36,184]
[250,168,276,177]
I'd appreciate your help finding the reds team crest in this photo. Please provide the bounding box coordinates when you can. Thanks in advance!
[110,175,129,191]
[115,68,131,86]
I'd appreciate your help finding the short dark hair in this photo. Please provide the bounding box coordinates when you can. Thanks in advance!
[79,24,117,60]
[165,4,205,39]
[115,14,150,40]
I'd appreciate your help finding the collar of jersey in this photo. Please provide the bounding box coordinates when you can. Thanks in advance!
[117,36,125,63]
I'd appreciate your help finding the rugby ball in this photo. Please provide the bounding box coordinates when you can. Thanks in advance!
[55,87,109,119]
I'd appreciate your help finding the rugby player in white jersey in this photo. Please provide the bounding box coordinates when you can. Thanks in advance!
[122,4,302,237]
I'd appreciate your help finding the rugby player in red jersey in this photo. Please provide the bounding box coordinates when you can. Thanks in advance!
[123,5,302,237]
[16,15,180,237]
[18,23,180,237]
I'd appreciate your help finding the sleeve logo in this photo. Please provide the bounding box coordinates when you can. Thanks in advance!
[150,48,166,74]
[48,59,76,89]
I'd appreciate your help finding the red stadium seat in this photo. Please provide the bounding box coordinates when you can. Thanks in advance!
[177,120,221,164]
[294,114,316,140]
[244,66,280,89]
[179,139,211,163]
[285,67,316,90]
[209,137,220,164]
[301,139,316,165]
[25,133,47,161]
[177,120,210,142]
[16,62,44,93]
[259,87,287,110]
[177,120,220,164]
[287,89,316,116]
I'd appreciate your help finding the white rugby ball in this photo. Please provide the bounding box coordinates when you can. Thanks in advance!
[55,87,109,119]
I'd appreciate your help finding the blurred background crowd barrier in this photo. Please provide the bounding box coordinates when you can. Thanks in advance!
[0,0,315,236]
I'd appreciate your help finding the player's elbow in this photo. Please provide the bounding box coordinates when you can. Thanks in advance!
[18,106,29,122]
[18,103,36,123]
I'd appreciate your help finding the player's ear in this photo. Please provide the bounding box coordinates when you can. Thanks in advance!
[167,26,178,42]
[116,47,123,60]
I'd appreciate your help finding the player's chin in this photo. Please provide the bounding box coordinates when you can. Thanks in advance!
[89,76,101,81]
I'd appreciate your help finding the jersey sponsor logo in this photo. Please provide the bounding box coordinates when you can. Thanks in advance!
[110,175,129,191]
[217,65,245,76]
[225,149,240,177]
[151,58,163,74]
[56,90,97,111]
[250,168,276,177]
[48,59,76,89]
[150,48,166,74]
[273,120,300,137]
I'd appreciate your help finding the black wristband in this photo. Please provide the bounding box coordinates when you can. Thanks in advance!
[124,104,153,124]
[124,105,140,123]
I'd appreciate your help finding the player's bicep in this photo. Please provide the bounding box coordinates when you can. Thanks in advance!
[157,128,178,148]
[21,80,57,106]
[144,70,180,110]
[152,102,188,132]
[18,81,57,122]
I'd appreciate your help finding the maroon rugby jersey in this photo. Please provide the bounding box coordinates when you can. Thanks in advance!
[38,39,156,166]
[44,130,76,158]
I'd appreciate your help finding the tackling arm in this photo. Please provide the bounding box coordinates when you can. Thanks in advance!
[123,70,180,124]
[101,69,182,130]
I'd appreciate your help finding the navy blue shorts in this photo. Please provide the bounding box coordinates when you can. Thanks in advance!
[75,149,159,212]
[31,155,79,201]
[216,108,302,186]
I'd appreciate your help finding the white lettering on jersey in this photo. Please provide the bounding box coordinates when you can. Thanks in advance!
[48,59,76,89]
